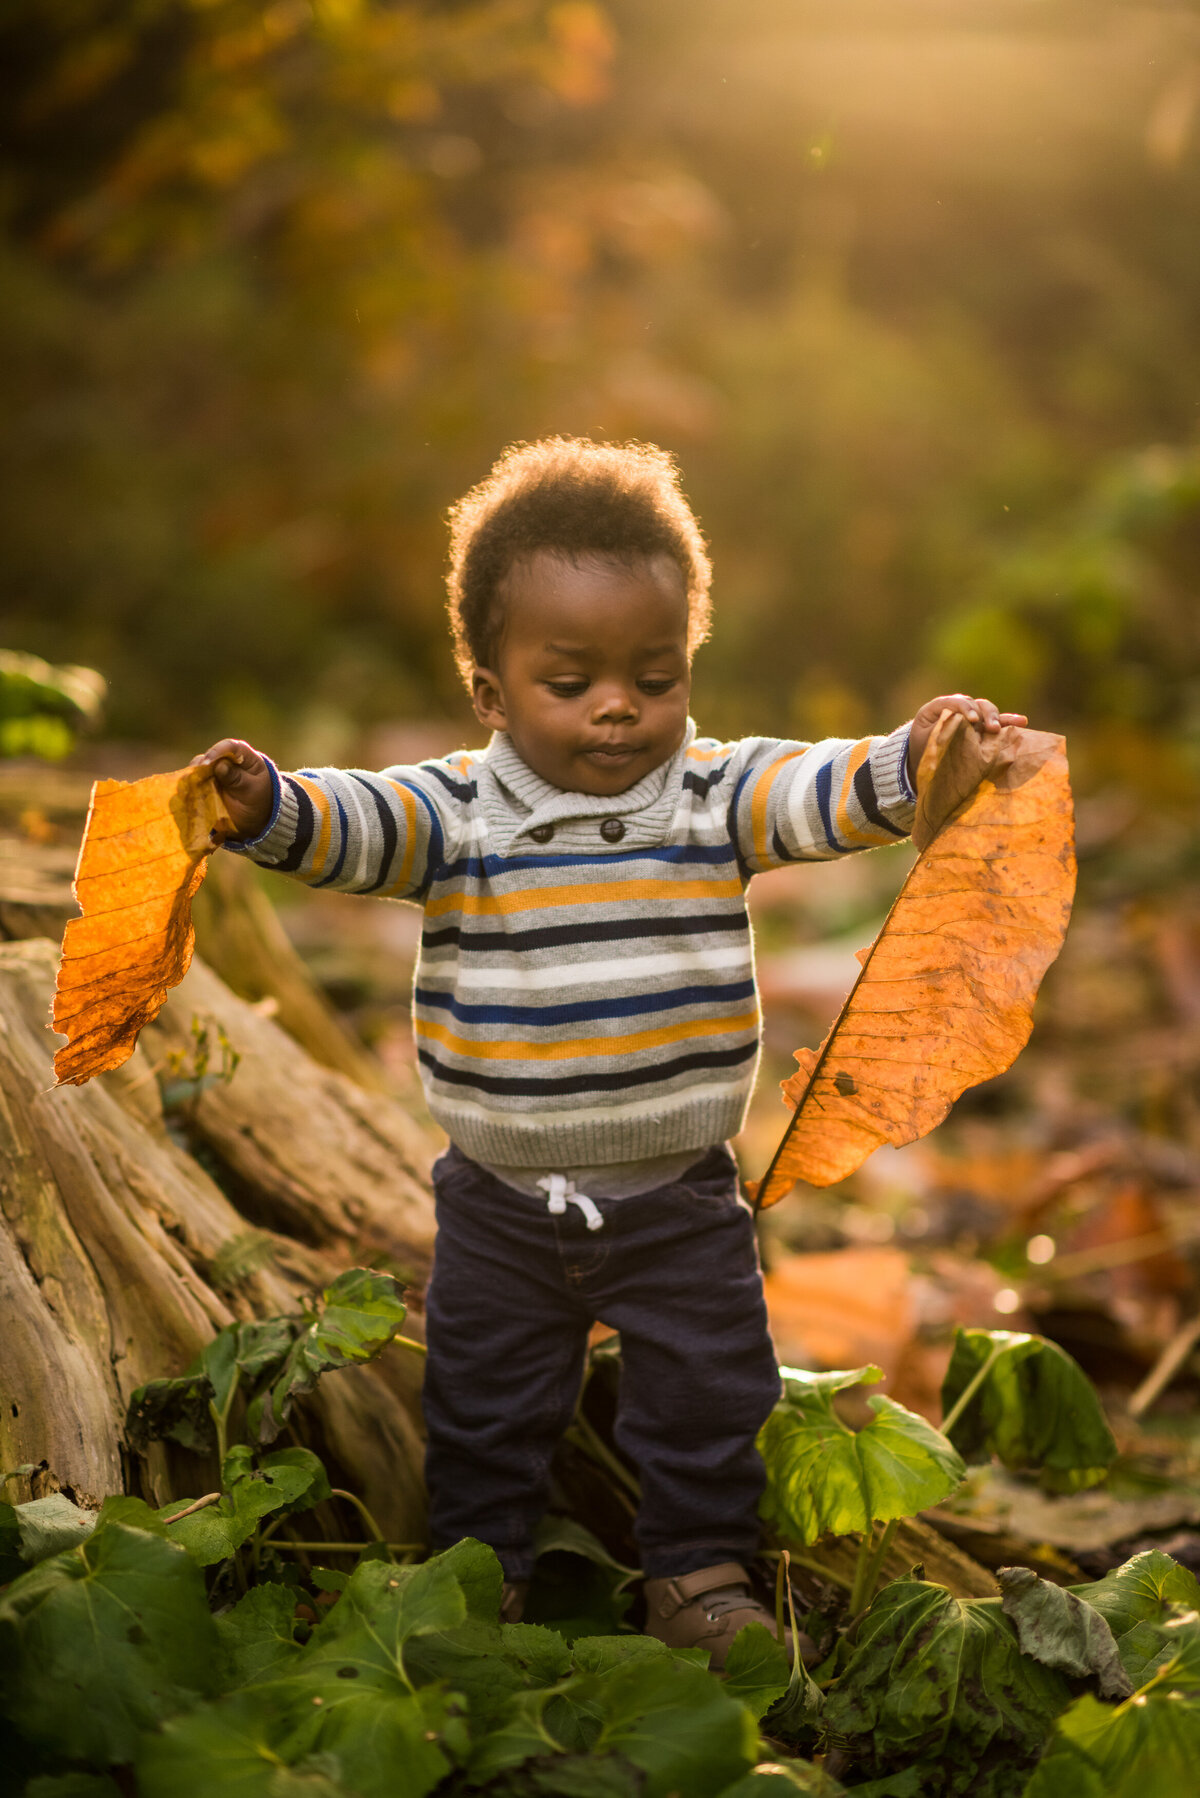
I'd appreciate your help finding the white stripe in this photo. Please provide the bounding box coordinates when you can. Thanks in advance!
[432,1078,755,1132]
[419,945,753,990]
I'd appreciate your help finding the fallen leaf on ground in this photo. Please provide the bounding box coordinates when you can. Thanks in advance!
[753,715,1076,1205]
[52,765,233,1084]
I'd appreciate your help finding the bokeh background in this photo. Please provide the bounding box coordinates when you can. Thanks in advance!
[5,1,1200,1467]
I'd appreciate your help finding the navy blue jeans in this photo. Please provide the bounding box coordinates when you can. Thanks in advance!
[422,1143,781,1581]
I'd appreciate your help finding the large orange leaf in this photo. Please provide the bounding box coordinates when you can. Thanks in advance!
[52,765,234,1085]
[752,715,1076,1206]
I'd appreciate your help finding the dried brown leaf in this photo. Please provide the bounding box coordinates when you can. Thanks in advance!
[752,714,1076,1205]
[52,765,234,1085]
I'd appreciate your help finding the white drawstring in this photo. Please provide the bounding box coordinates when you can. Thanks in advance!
[537,1173,604,1232]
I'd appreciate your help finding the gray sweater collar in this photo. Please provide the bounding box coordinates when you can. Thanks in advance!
[478,720,697,853]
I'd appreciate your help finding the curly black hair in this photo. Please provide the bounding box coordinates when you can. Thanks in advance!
[445,437,712,684]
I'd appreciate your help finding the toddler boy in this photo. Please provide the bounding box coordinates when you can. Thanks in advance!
[197,437,1023,1665]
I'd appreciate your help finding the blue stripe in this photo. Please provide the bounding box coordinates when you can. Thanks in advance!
[414,977,756,1028]
[276,777,315,873]
[314,792,351,887]
[418,1037,757,1098]
[424,764,477,802]
[429,843,738,883]
[683,766,727,798]
[727,764,757,875]
[815,760,837,851]
[348,774,398,891]
[408,784,445,891]
[853,759,906,839]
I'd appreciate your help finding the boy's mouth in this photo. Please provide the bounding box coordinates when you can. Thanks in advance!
[584,741,640,763]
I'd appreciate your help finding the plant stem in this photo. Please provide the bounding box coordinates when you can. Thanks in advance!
[272,1540,426,1553]
[161,1492,221,1524]
[775,1550,789,1646]
[857,1517,899,1614]
[761,1548,854,1593]
[940,1340,1008,1439]
[564,1414,641,1500]
[330,1487,395,1559]
[393,1335,428,1357]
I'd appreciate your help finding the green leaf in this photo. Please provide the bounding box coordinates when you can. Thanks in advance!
[217,1583,304,1686]
[533,1515,640,1577]
[127,1317,302,1453]
[0,1520,219,1764]
[0,1492,96,1579]
[432,1534,505,1622]
[716,1764,848,1797]
[294,1687,452,1798]
[450,1752,645,1797]
[571,1636,700,1675]
[1071,1549,1200,1638]
[722,1623,792,1720]
[758,1366,965,1544]
[470,1657,757,1797]
[503,1621,575,1682]
[823,1577,1072,1792]
[998,1566,1132,1698]
[941,1330,1116,1493]
[1022,1680,1200,1798]
[165,1455,324,1566]
[246,1271,407,1445]
[285,1554,466,1691]
[136,1690,353,1798]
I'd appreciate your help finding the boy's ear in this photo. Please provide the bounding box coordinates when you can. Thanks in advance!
[471,667,506,731]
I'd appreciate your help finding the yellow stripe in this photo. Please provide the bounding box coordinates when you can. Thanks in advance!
[291,776,332,880]
[687,744,723,763]
[835,740,876,845]
[379,779,419,895]
[423,875,743,920]
[750,751,806,863]
[415,1008,760,1063]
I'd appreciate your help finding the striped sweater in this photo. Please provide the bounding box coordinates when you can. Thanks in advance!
[227,719,916,1168]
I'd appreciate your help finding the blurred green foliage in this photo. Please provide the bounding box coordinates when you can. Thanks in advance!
[0,650,105,760]
[0,0,1198,791]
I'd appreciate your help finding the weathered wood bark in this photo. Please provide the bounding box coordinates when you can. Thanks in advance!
[0,937,436,1542]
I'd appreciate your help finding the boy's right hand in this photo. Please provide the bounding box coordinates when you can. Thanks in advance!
[191,739,274,840]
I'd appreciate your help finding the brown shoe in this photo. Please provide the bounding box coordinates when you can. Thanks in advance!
[500,1579,529,1624]
[643,1561,815,1673]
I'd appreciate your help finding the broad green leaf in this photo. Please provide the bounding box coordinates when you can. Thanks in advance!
[1068,1550,1200,1685]
[470,1657,757,1798]
[571,1635,703,1674]
[432,1534,505,1621]
[246,1271,407,1445]
[823,1577,1071,1791]
[532,1515,639,1577]
[1022,1679,1200,1798]
[717,1765,848,1797]
[0,1492,95,1578]
[452,1752,645,1797]
[722,1623,791,1720]
[758,1365,965,1543]
[295,1688,452,1798]
[563,1657,759,1798]
[502,1620,575,1682]
[403,1616,542,1735]
[136,1689,353,1798]
[0,1520,219,1764]
[127,1316,299,1452]
[165,1455,323,1565]
[941,1330,1116,1492]
[998,1566,1131,1698]
[217,1583,304,1686]
[285,1554,466,1691]
[1070,1549,1200,1638]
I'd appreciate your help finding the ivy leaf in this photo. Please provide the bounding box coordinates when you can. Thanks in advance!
[722,1623,792,1721]
[997,1566,1132,1698]
[758,1365,965,1543]
[0,1520,219,1765]
[941,1329,1116,1493]
[823,1577,1072,1794]
[245,1270,408,1445]
[1067,1550,1200,1686]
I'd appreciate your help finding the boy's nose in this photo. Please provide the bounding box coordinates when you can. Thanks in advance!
[592,686,638,721]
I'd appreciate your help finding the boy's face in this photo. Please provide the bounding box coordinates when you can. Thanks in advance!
[471,550,692,795]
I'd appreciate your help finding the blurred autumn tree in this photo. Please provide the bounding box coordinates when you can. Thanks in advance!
[1,0,1198,796]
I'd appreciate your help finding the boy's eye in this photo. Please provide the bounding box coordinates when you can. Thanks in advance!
[547,680,588,697]
[638,678,677,695]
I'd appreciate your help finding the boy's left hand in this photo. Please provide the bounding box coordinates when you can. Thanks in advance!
[907,694,1028,786]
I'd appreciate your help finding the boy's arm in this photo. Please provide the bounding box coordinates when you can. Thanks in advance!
[730,725,918,874]
[729,693,1027,874]
[193,738,455,899]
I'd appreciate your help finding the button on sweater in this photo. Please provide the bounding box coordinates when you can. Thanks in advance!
[226,719,916,1168]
